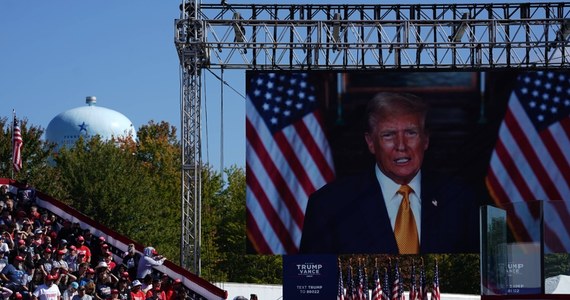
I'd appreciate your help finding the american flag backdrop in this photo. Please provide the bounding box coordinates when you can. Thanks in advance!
[12,114,23,173]
[486,71,570,253]
[246,72,335,254]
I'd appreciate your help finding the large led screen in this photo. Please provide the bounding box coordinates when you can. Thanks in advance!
[245,70,570,255]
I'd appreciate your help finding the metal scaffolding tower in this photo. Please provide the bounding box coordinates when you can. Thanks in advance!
[174,1,570,273]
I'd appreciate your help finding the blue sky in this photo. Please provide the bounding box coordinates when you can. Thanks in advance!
[1,0,542,172]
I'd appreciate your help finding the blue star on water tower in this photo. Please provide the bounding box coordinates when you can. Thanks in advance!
[78,122,88,133]
[46,96,137,152]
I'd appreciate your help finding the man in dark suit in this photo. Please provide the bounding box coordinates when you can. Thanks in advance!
[299,92,479,254]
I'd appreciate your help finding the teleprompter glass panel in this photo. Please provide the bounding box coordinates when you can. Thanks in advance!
[481,205,508,295]
[481,201,544,295]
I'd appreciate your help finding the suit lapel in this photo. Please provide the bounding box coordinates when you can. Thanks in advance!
[353,170,399,253]
[420,174,440,252]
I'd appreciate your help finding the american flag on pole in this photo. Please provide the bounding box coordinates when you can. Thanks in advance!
[347,264,356,300]
[430,261,440,300]
[246,72,335,254]
[486,71,570,253]
[391,261,402,300]
[381,268,391,300]
[372,265,382,300]
[338,260,345,300]
[409,261,417,300]
[357,262,368,300]
[419,263,427,300]
[12,113,23,173]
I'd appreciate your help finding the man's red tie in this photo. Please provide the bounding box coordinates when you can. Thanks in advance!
[394,185,419,254]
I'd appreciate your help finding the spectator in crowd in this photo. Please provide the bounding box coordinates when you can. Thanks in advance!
[90,239,107,266]
[28,206,41,226]
[62,282,78,300]
[77,268,95,288]
[81,232,94,250]
[83,281,96,297]
[56,222,73,245]
[108,289,120,300]
[145,286,165,300]
[4,198,15,216]
[72,263,88,284]
[140,276,153,294]
[20,220,34,237]
[94,262,117,300]
[38,248,54,276]
[31,229,46,249]
[173,288,189,300]
[0,210,14,230]
[129,281,144,300]
[64,246,79,273]
[29,267,45,295]
[163,278,181,300]
[32,274,61,300]
[1,255,29,296]
[115,278,130,300]
[111,265,127,284]
[0,185,15,202]
[56,240,69,256]
[1,231,13,251]
[144,278,165,300]
[136,248,165,280]
[121,245,139,281]
[74,237,91,264]
[0,284,13,300]
[0,250,9,272]
[102,253,115,273]
[52,251,70,274]
[17,181,37,210]
[71,286,91,300]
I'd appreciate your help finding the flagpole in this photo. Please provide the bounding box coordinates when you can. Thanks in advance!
[11,109,15,180]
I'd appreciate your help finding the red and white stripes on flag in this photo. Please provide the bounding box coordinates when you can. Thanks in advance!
[246,72,335,254]
[12,114,23,173]
[487,71,570,253]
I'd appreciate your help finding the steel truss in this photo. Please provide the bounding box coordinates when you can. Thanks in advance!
[175,1,570,273]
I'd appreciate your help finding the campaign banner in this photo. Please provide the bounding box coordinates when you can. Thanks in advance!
[283,254,337,299]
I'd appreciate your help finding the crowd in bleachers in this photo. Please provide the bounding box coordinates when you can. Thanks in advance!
[0,184,188,300]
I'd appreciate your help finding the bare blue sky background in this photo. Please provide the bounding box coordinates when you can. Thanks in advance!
[1,0,542,172]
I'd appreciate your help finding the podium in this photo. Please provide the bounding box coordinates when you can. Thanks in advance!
[481,201,570,300]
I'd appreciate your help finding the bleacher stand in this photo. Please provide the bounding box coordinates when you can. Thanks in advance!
[0,181,227,300]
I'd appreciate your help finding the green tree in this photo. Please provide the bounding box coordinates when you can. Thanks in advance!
[545,253,570,278]
[200,165,282,284]
[54,121,182,261]
[0,117,62,196]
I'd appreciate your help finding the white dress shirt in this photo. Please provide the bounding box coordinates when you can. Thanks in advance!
[375,165,422,242]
